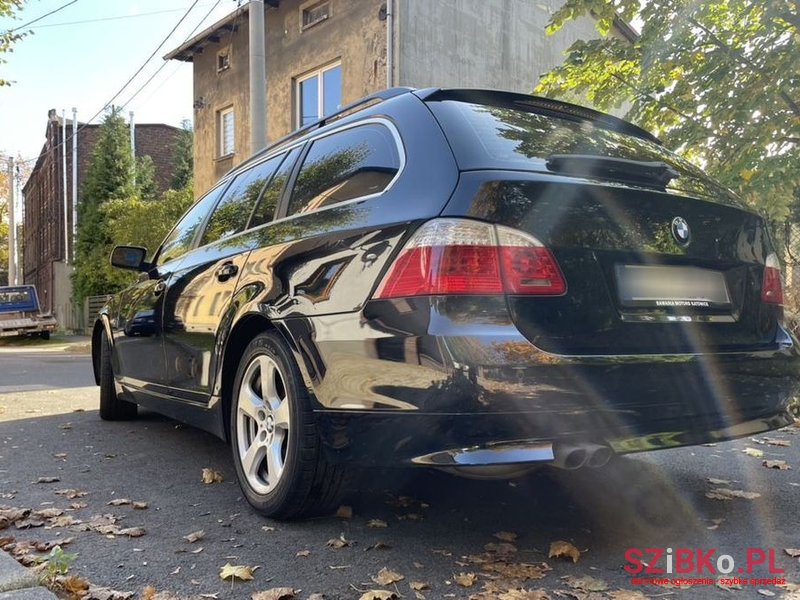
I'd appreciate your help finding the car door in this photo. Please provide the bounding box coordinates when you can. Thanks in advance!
[161,150,299,402]
[113,184,229,394]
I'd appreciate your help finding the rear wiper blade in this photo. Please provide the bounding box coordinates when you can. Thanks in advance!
[546,154,680,187]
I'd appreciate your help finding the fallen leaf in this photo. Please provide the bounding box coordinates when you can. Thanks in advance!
[410,581,429,591]
[485,542,517,555]
[563,575,609,592]
[365,541,391,551]
[764,438,791,447]
[763,460,791,470]
[132,502,148,510]
[36,477,60,484]
[454,572,478,587]
[494,531,518,542]
[48,515,80,528]
[706,488,761,500]
[784,548,800,557]
[608,591,648,600]
[55,489,87,499]
[372,567,404,585]
[707,478,730,485]
[358,592,397,600]
[69,502,87,510]
[251,588,298,600]
[367,519,388,528]
[84,586,133,600]
[219,563,254,581]
[757,589,776,597]
[202,468,224,484]
[108,499,131,506]
[184,530,205,543]
[549,540,581,563]
[296,550,310,557]
[335,505,353,519]
[61,575,90,595]
[743,447,764,458]
[118,527,146,538]
[326,534,352,548]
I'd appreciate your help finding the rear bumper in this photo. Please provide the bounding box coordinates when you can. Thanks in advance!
[0,317,57,337]
[279,303,800,467]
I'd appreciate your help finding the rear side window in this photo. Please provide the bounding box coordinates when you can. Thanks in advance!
[157,185,226,265]
[286,123,400,216]
[200,159,279,245]
[249,147,302,228]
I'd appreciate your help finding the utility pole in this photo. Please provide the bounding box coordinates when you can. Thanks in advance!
[7,156,16,286]
[62,110,69,264]
[129,110,136,186]
[71,107,77,264]
[249,0,267,154]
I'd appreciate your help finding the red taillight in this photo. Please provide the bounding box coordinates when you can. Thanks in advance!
[374,219,566,299]
[761,253,784,305]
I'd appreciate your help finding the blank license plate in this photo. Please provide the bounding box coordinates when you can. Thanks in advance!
[615,264,731,308]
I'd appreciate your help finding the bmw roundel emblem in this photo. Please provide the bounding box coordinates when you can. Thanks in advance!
[671,217,691,246]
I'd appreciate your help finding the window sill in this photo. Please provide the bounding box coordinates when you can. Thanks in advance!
[215,153,234,162]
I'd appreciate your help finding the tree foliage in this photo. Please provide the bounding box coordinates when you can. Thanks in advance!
[171,120,194,191]
[536,0,800,221]
[1,0,27,86]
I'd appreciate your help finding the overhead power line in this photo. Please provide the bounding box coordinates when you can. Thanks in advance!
[4,0,79,33]
[23,4,215,31]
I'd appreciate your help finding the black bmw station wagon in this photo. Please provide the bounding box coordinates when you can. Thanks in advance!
[92,88,799,519]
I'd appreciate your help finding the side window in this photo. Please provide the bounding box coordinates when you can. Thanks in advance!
[200,159,280,246]
[286,124,400,216]
[249,147,302,228]
[157,185,226,265]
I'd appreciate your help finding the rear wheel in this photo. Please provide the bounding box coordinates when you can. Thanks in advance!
[230,331,348,519]
[99,333,137,420]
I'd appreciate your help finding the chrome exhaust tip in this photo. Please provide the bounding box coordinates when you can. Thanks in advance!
[551,444,589,470]
[585,443,613,468]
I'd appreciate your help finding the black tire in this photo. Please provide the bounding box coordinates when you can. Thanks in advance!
[39,331,50,340]
[99,334,137,421]
[230,331,349,519]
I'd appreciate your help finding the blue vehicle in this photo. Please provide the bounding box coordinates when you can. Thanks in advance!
[0,285,58,339]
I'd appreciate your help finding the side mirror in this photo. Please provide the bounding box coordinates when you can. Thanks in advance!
[110,246,149,271]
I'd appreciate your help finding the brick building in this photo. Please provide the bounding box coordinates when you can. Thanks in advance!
[21,111,182,329]
[166,0,635,196]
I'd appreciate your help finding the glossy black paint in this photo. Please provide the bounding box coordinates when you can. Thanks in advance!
[94,88,800,470]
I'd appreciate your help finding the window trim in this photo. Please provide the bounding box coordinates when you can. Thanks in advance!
[299,0,331,31]
[295,61,342,129]
[217,46,231,73]
[218,105,235,158]
[276,117,406,222]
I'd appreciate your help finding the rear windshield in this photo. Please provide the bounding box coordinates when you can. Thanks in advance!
[427,100,736,201]
[0,287,36,312]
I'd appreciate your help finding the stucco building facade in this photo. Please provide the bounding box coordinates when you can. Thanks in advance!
[167,0,633,196]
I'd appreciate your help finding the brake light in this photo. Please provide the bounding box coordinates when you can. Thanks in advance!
[761,253,783,305]
[374,219,566,299]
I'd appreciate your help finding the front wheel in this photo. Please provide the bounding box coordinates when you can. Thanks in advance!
[99,333,137,420]
[230,331,348,519]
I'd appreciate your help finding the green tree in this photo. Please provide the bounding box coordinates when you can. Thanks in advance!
[536,0,800,221]
[1,0,27,86]
[135,155,157,200]
[171,120,193,191]
[72,108,136,303]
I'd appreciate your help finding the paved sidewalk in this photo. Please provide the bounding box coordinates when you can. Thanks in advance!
[0,552,56,600]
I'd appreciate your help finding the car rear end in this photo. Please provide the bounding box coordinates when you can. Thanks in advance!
[0,285,57,338]
[314,89,799,471]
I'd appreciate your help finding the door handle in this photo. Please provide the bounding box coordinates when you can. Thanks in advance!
[216,262,239,282]
[153,280,167,296]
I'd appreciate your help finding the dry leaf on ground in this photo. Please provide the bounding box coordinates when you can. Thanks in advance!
[335,505,353,518]
[132,501,148,510]
[764,438,791,447]
[296,550,310,557]
[763,460,791,470]
[219,563,254,581]
[549,540,581,563]
[251,588,298,600]
[607,591,649,600]
[36,477,60,484]
[494,531,518,542]
[326,533,352,548]
[359,591,397,600]
[743,447,764,457]
[455,573,479,588]
[201,468,224,484]
[367,519,388,528]
[784,548,800,557]
[410,581,429,591]
[706,488,761,500]
[108,499,131,506]
[55,489,87,499]
[372,567,404,585]
[184,530,205,543]
[562,575,609,592]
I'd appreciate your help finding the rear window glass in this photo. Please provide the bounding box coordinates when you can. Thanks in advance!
[426,100,732,200]
[0,287,36,311]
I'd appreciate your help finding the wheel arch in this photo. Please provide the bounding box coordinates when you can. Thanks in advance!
[91,316,112,385]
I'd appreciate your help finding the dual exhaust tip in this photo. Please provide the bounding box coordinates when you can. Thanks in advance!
[551,442,613,470]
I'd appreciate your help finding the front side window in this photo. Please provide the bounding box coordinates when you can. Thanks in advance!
[286,124,400,216]
[200,159,282,246]
[296,63,342,127]
[157,186,226,265]
[218,107,235,156]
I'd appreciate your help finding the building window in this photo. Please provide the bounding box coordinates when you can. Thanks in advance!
[296,62,342,128]
[217,47,230,72]
[218,106,235,157]
[301,0,330,30]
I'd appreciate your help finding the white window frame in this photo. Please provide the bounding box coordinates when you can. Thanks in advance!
[300,0,331,31]
[295,61,342,129]
[218,106,235,157]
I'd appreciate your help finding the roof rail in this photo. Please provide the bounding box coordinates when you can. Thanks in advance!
[262,86,415,154]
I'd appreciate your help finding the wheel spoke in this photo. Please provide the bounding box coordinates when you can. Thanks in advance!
[240,439,266,481]
[266,439,284,484]
[273,398,291,430]
[258,356,280,406]
[237,382,262,420]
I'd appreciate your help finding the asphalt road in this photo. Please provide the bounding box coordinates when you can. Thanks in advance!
[1,349,799,599]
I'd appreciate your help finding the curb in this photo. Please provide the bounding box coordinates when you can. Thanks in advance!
[0,552,56,600]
